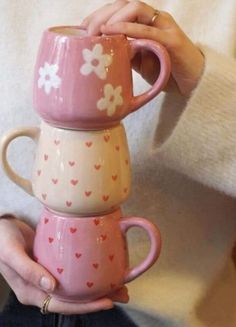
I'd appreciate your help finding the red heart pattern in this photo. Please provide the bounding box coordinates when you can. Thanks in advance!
[101,234,107,241]
[35,215,126,299]
[104,135,110,142]
[102,195,109,202]
[112,175,117,181]
[70,179,79,186]
[42,193,47,200]
[75,252,82,259]
[34,136,131,212]
[93,218,100,226]
[66,201,72,207]
[85,141,93,147]
[93,263,99,269]
[94,164,101,170]
[68,161,75,167]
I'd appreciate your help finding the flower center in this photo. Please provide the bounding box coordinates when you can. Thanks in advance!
[91,58,99,66]
[45,74,51,81]
[109,95,115,102]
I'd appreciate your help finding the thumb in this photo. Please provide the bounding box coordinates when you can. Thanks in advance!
[4,246,56,292]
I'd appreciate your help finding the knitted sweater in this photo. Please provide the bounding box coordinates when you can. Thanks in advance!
[1,0,236,326]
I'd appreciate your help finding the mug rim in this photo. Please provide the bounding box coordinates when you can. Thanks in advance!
[47,25,126,41]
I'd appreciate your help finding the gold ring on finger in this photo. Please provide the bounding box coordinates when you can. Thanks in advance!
[150,9,161,25]
[40,295,52,315]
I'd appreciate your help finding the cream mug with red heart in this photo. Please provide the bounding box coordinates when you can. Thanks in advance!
[33,207,161,302]
[0,122,131,215]
[33,26,171,130]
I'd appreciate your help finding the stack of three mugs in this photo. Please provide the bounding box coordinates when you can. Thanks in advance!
[1,26,171,303]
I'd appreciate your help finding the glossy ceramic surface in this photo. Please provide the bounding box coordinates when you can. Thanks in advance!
[0,122,131,215]
[33,26,171,129]
[33,207,161,302]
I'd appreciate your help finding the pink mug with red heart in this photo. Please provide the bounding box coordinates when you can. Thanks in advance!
[33,26,171,130]
[33,207,161,303]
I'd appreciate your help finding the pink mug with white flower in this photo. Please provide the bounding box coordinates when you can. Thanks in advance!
[33,26,171,130]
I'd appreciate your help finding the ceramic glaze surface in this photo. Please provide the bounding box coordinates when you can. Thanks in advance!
[33,26,171,129]
[33,208,161,302]
[1,122,131,215]
[32,122,131,214]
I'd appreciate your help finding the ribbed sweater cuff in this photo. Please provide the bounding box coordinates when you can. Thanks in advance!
[155,45,236,196]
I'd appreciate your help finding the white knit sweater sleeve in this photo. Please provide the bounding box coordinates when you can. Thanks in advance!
[155,45,236,197]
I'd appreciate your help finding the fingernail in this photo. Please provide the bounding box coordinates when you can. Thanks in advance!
[39,276,54,292]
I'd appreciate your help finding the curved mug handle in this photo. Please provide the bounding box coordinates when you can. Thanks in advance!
[120,216,161,283]
[0,127,40,196]
[128,39,171,112]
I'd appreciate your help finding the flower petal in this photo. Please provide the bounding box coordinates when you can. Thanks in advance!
[107,103,116,116]
[80,63,94,76]
[116,95,123,106]
[100,54,113,67]
[104,84,114,97]
[48,64,59,74]
[44,81,52,94]
[82,48,94,62]
[93,43,103,57]
[38,76,45,89]
[39,67,46,77]
[97,98,108,111]
[94,64,106,80]
[51,75,61,88]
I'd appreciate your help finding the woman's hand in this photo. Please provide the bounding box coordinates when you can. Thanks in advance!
[0,218,129,314]
[82,0,204,96]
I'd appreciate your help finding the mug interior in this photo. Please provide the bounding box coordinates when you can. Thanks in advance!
[48,26,125,41]
[49,26,88,37]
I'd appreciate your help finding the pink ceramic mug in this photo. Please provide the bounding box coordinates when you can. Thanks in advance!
[33,26,171,130]
[33,207,161,303]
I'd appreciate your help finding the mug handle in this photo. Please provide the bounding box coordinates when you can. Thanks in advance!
[0,127,40,195]
[128,39,171,112]
[120,217,161,283]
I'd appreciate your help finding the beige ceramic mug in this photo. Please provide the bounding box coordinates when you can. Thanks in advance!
[0,122,131,215]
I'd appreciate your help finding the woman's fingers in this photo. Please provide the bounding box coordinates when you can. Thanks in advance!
[101,22,167,46]
[0,261,114,314]
[108,286,129,303]
[105,0,155,25]
[0,245,56,293]
[48,297,113,315]
[0,260,48,307]
[83,0,175,36]
[81,0,128,35]
[1,264,115,315]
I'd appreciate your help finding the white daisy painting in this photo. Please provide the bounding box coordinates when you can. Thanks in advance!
[97,84,123,117]
[80,43,112,80]
[38,62,61,95]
